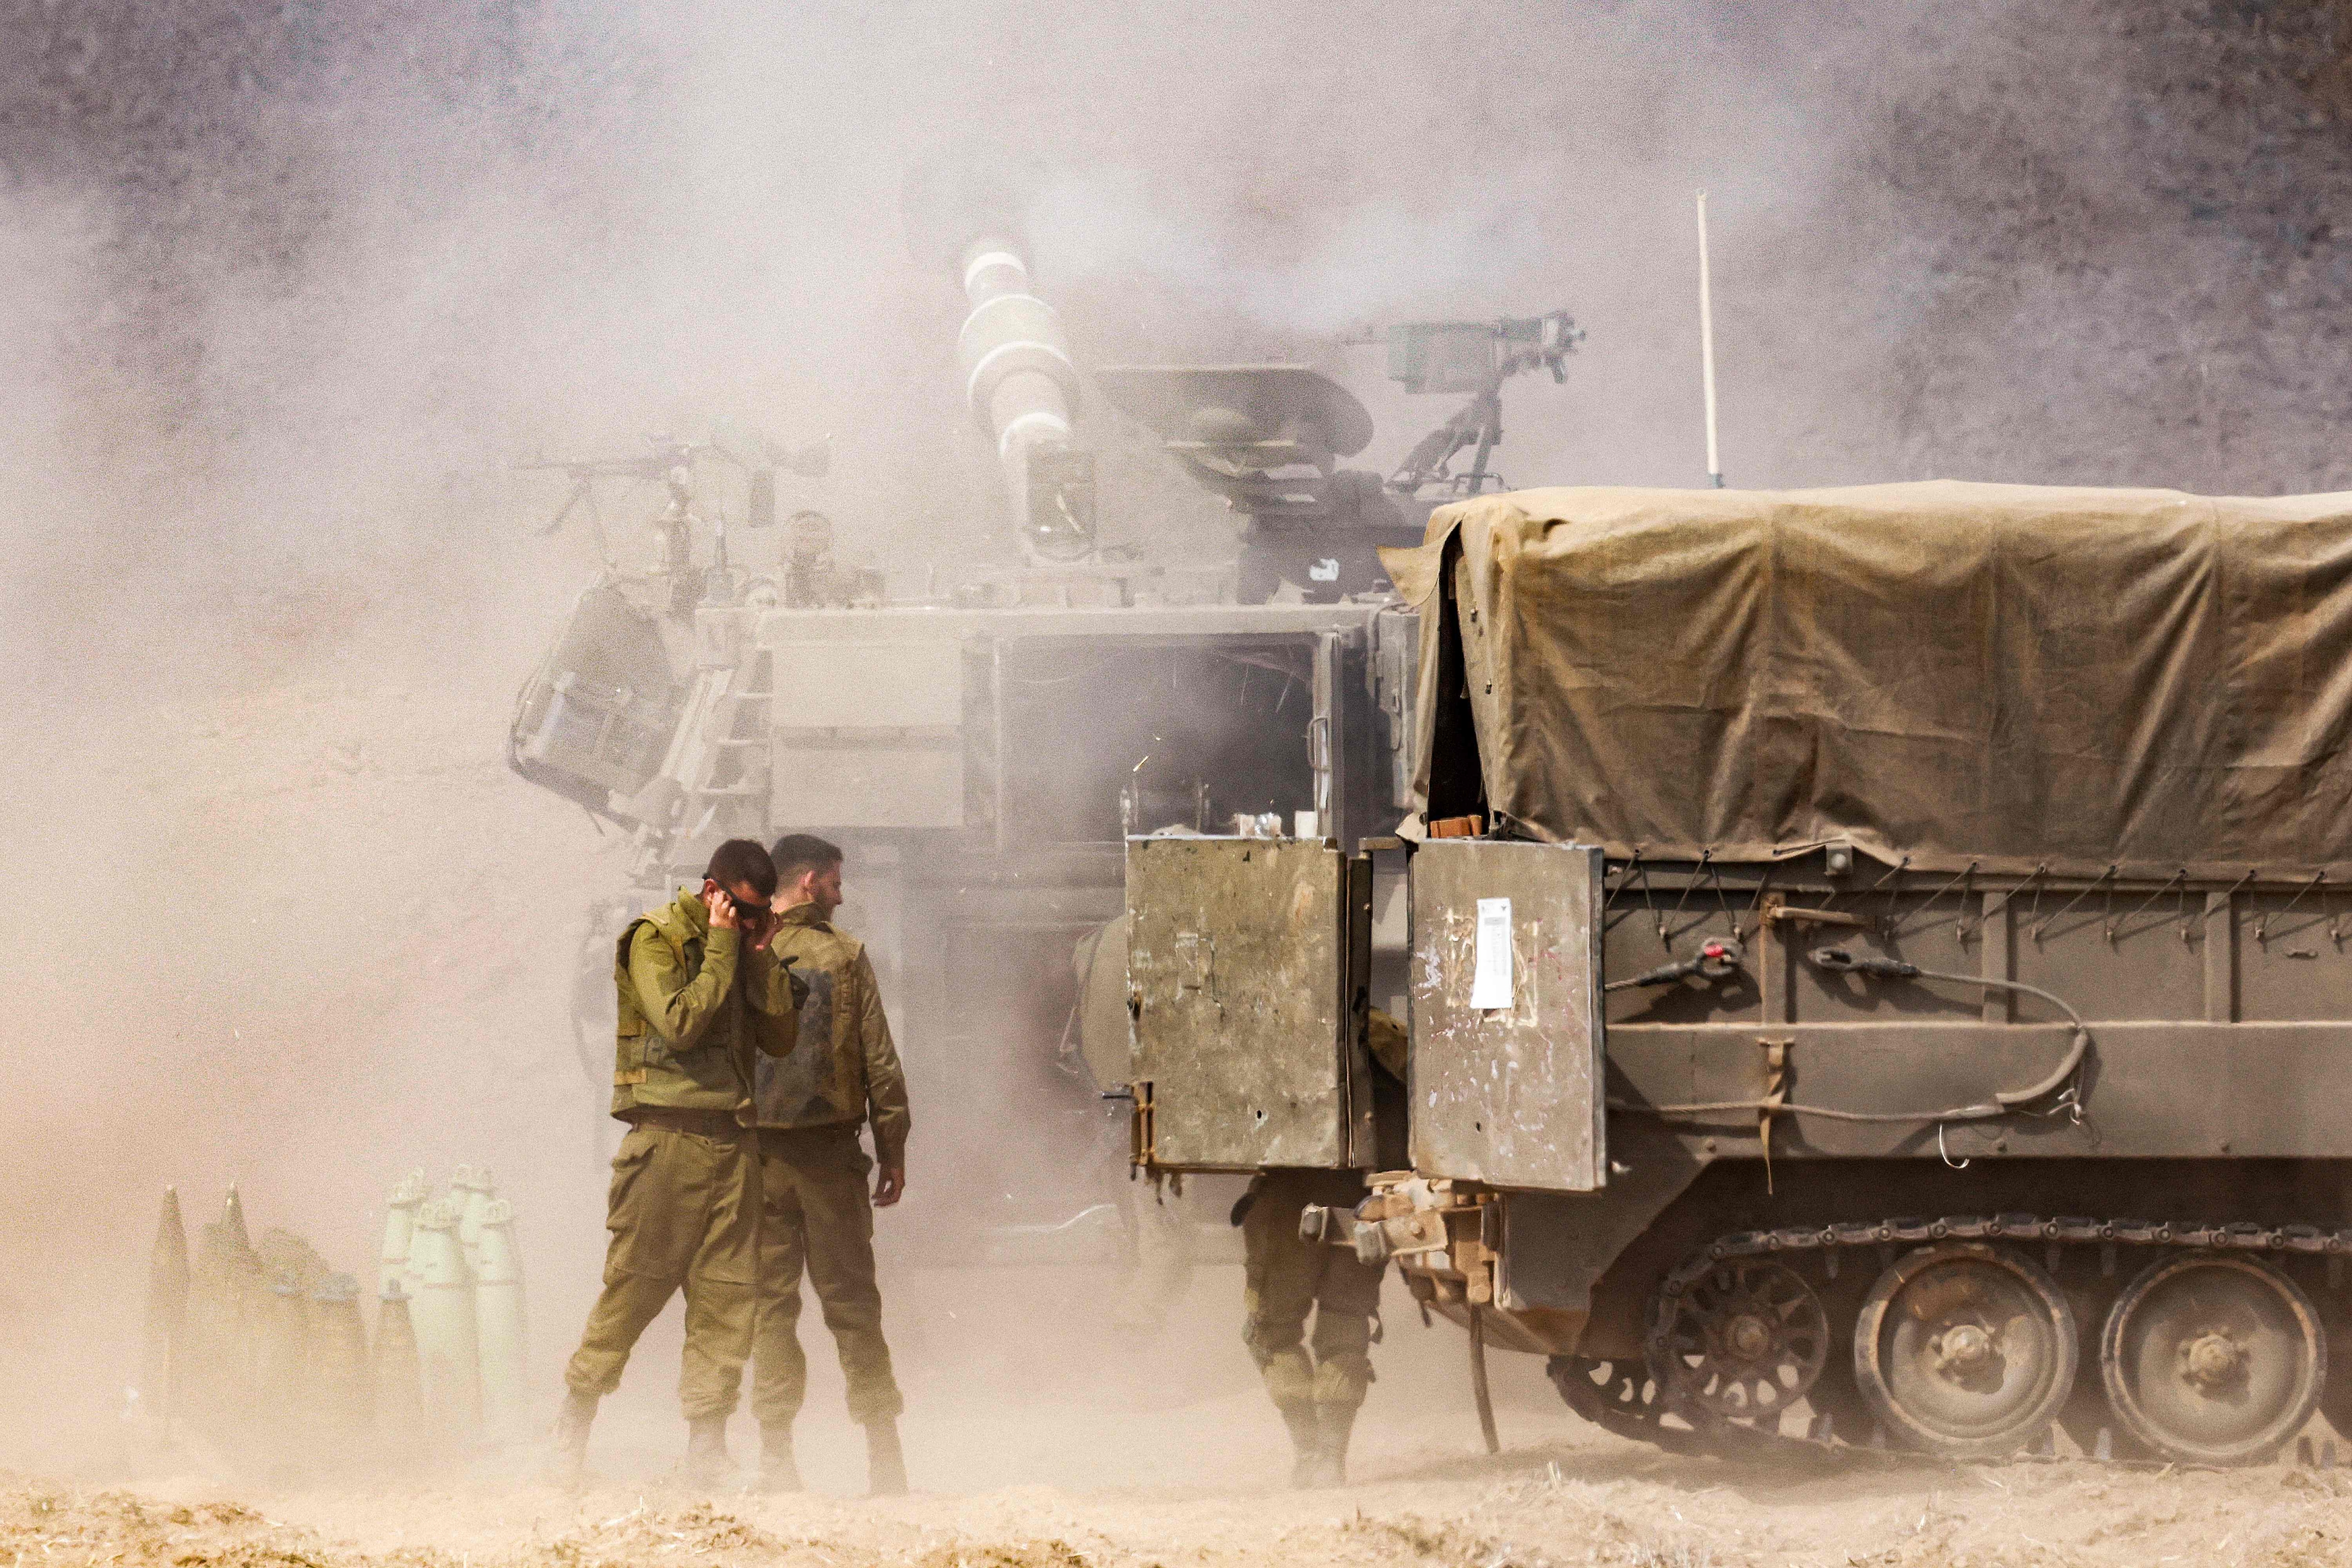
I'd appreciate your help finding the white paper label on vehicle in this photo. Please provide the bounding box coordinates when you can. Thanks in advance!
[1471,897,1515,1009]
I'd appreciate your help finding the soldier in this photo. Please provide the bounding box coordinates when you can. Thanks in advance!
[779,510,880,609]
[1236,1008,1408,1489]
[1071,915,1195,1332]
[750,833,911,1495]
[548,839,805,1487]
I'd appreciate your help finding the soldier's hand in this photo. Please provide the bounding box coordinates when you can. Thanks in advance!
[752,903,779,951]
[707,886,741,930]
[874,1162,905,1208]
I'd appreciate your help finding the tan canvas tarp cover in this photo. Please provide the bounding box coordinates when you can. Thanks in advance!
[1382,480,2352,881]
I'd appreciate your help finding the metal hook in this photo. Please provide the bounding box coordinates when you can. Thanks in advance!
[1706,853,1739,940]
[1602,847,1645,914]
[1893,860,1979,941]
[2257,871,2326,948]
[1662,848,1708,949]
[1937,1122,1972,1170]
[2019,862,2052,935]
[2031,865,2117,945]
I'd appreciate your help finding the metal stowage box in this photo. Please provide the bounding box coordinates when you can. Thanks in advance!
[1125,836,1375,1171]
[1409,840,1608,1191]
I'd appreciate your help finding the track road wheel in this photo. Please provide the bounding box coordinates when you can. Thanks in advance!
[1853,1242,2076,1457]
[1650,1259,1829,1429]
[2101,1251,2324,1466]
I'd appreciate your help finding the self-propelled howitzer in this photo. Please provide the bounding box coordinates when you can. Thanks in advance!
[509,159,1586,1251]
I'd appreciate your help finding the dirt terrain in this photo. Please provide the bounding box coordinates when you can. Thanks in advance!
[12,1255,2352,1568]
[16,1399,2352,1568]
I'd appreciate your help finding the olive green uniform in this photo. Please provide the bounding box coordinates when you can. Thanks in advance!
[1244,1167,1385,1413]
[1241,1011,1408,1440]
[562,889,803,1420]
[749,903,910,1427]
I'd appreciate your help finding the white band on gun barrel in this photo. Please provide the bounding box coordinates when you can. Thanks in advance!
[997,409,1071,458]
[964,249,1027,296]
[964,336,1078,410]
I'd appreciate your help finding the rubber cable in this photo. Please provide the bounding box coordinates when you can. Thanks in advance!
[1611,962,2092,1126]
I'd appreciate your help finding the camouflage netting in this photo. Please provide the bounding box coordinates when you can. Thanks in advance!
[1385,482,2352,881]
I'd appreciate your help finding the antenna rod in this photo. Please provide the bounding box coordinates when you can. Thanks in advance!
[1696,188,1724,489]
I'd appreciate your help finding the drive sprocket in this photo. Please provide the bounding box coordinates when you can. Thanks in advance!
[1648,1258,1830,1428]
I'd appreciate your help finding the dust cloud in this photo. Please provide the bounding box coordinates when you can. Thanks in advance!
[5,0,2352,1550]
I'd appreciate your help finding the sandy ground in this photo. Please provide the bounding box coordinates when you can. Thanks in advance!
[19,1403,2352,1568]
[15,1260,2352,1568]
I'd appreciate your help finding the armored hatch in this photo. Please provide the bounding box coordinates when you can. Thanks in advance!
[1125,835,1372,1171]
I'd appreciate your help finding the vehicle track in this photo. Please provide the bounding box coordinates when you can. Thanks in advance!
[1552,1211,2352,1470]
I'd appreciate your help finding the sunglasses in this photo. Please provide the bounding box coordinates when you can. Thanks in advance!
[713,889,772,922]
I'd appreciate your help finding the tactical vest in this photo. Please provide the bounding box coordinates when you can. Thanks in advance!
[754,917,866,1130]
[610,898,752,1118]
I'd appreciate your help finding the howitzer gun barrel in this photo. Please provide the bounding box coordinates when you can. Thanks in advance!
[959,244,1078,480]
[906,154,1084,558]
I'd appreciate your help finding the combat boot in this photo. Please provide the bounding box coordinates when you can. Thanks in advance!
[679,1416,735,1490]
[756,1424,801,1493]
[1305,1402,1358,1489]
[542,1390,598,1487]
[1278,1402,1321,1489]
[865,1416,908,1496]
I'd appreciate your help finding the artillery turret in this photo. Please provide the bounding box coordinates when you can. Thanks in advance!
[506,159,1591,1263]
